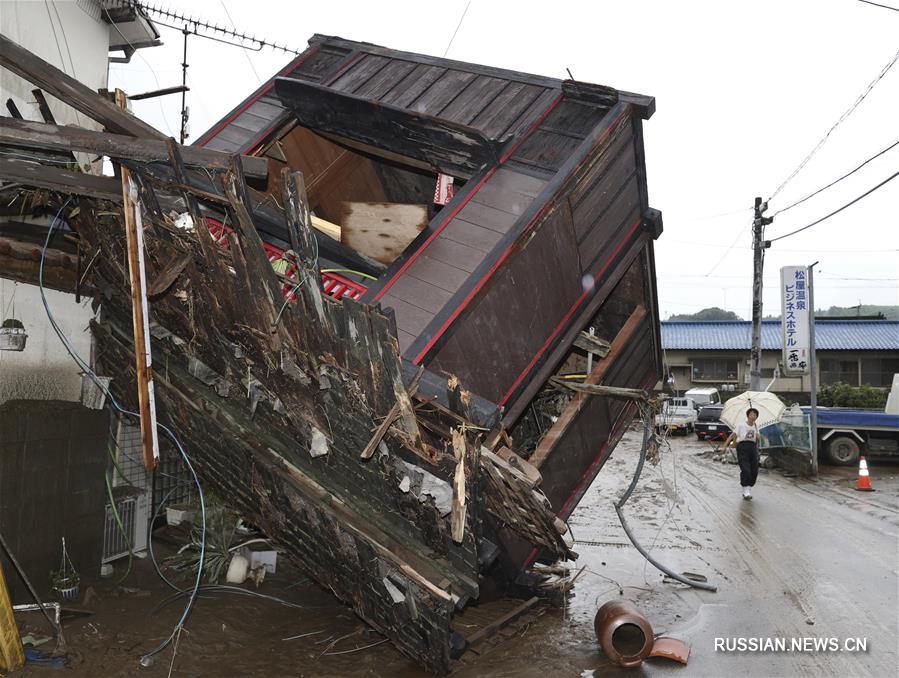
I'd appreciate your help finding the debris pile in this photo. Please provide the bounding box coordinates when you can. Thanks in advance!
[0,32,665,673]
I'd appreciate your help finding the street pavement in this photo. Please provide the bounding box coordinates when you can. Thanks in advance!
[462,428,899,678]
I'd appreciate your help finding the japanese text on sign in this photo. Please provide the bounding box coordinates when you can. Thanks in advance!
[780,266,811,375]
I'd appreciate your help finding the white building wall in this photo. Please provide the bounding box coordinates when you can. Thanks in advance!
[0,282,94,404]
[0,0,109,134]
[0,1,109,405]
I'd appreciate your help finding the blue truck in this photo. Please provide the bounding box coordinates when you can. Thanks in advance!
[802,376,899,465]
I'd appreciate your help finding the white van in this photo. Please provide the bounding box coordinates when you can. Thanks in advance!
[684,387,721,410]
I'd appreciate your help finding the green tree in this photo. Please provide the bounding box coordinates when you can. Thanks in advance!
[818,382,888,409]
[668,307,743,321]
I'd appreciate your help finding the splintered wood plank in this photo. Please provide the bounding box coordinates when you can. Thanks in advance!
[340,202,428,266]
[115,90,158,470]
[0,34,164,139]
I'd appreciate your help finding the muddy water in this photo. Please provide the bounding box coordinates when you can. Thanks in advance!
[19,429,899,677]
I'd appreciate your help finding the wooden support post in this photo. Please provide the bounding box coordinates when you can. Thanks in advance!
[116,89,159,470]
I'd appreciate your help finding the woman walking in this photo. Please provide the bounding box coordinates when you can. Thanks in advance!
[724,407,761,500]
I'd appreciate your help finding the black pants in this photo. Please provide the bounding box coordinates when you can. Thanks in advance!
[737,441,759,487]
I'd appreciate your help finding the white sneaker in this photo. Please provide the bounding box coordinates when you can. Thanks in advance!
[742,486,752,501]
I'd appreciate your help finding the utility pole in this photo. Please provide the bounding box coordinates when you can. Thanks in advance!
[180,25,190,144]
[749,196,773,391]
[808,262,819,478]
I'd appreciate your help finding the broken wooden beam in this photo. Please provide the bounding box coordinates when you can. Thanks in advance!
[0,158,121,201]
[573,331,612,357]
[274,78,501,179]
[116,89,159,470]
[451,428,467,544]
[0,118,268,179]
[0,34,164,139]
[549,378,648,402]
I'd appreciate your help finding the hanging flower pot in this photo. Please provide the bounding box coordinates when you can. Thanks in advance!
[50,538,80,601]
[0,317,27,352]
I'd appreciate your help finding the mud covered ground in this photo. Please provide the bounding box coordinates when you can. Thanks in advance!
[15,428,899,677]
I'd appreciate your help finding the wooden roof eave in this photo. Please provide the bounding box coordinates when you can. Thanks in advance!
[273,77,501,180]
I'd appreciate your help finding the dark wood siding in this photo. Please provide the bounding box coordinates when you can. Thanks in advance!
[537,314,656,516]
[416,105,644,408]
[426,203,582,402]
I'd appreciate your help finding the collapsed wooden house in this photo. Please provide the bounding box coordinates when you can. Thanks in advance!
[0,33,663,673]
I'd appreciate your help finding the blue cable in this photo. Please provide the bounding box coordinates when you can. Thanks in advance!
[38,198,206,665]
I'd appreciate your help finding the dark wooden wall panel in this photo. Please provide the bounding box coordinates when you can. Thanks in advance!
[538,318,655,514]
[428,203,582,402]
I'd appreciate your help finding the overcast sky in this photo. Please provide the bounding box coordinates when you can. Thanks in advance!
[108,0,899,320]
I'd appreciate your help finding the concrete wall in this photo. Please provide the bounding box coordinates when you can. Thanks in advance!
[0,400,108,601]
[0,283,94,405]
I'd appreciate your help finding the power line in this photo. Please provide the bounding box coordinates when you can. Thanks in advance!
[219,0,262,84]
[770,168,899,242]
[443,1,473,58]
[857,0,899,12]
[702,223,750,276]
[772,138,899,216]
[768,44,899,201]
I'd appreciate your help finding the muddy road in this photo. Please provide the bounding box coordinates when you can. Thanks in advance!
[18,429,898,677]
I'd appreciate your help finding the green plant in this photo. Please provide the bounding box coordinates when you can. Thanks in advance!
[166,501,239,584]
[818,382,888,409]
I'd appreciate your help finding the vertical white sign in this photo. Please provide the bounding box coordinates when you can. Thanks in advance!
[780,266,811,375]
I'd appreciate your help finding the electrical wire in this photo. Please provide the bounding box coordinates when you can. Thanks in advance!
[703,223,750,277]
[772,139,899,216]
[219,0,263,84]
[320,267,377,281]
[443,0,473,58]
[769,168,899,242]
[857,0,899,12]
[768,44,899,201]
[38,198,205,667]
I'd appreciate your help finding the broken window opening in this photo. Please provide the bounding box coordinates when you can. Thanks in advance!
[506,254,650,458]
[257,122,465,299]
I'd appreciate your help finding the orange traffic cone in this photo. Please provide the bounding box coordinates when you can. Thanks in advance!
[855,456,875,492]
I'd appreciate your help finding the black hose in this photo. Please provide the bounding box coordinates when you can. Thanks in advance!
[614,424,718,592]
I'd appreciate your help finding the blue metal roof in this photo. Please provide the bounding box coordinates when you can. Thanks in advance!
[661,321,899,351]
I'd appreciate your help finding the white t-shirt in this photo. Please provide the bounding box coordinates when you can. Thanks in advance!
[735,423,760,443]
